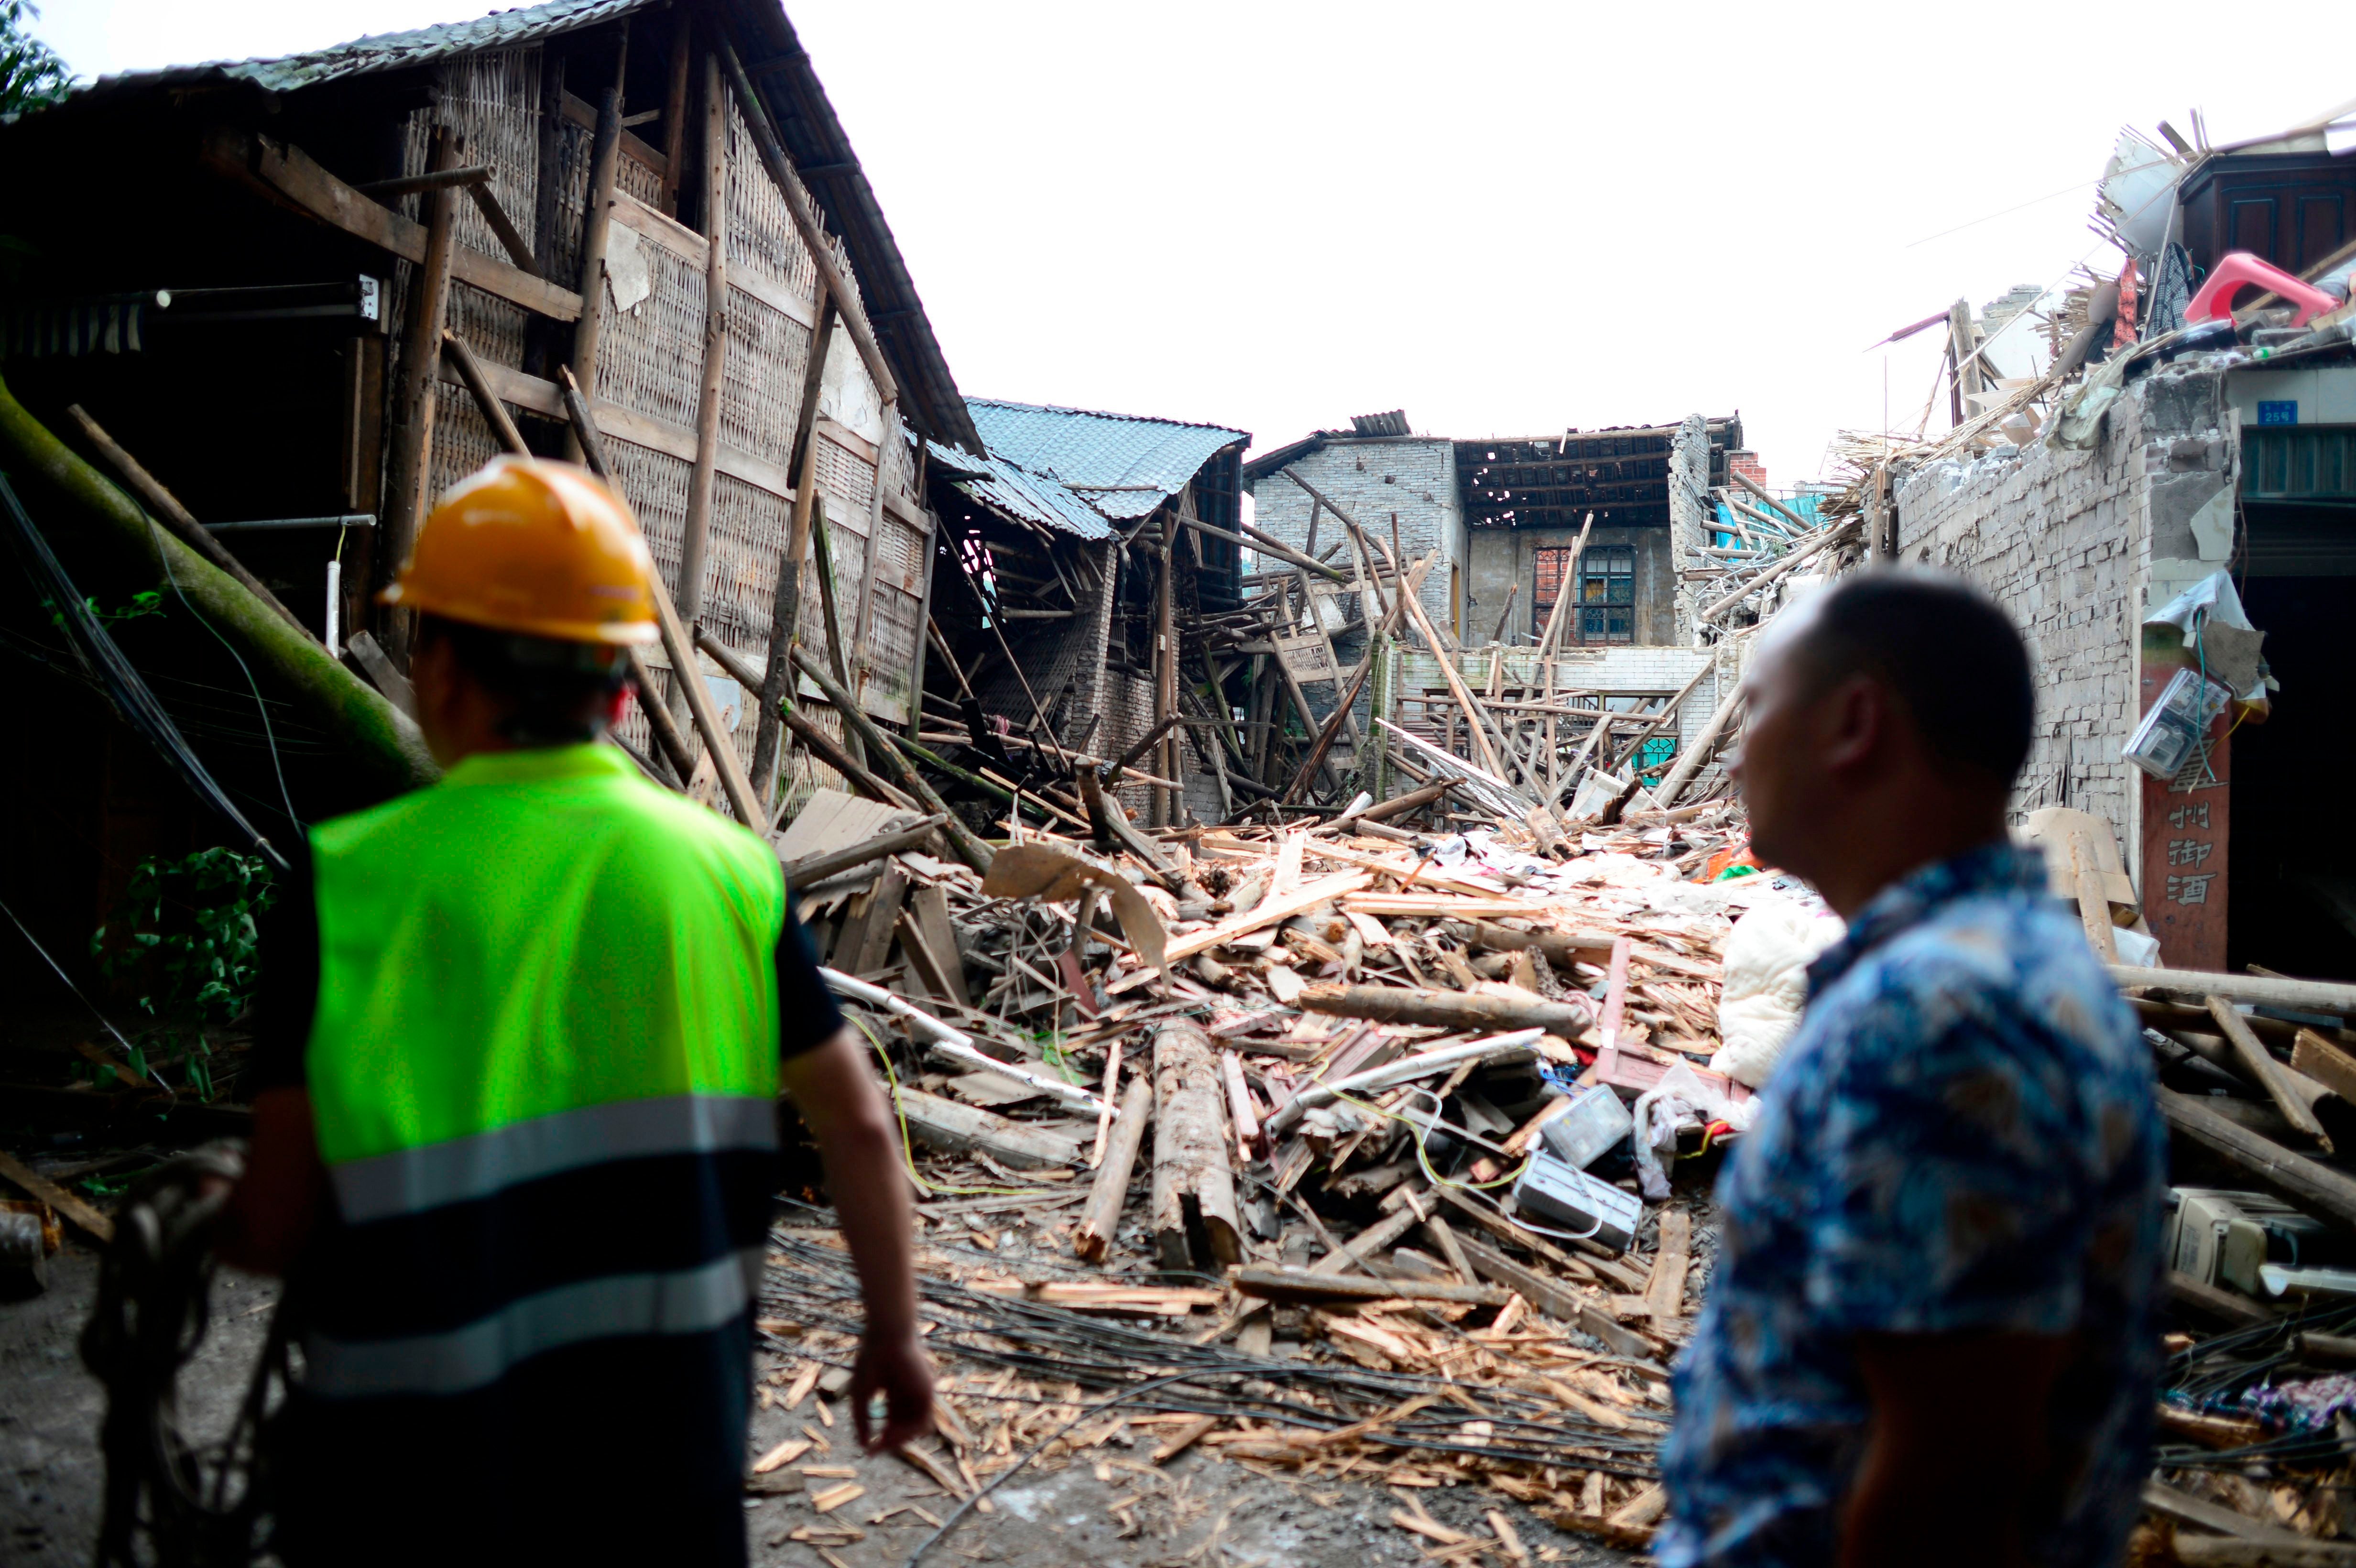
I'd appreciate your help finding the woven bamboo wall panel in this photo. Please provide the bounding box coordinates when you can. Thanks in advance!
[607,436,694,591]
[618,152,664,210]
[777,699,848,820]
[861,582,920,723]
[699,473,789,651]
[547,120,594,287]
[723,98,818,306]
[720,284,806,460]
[426,396,506,511]
[872,511,927,596]
[810,433,875,517]
[594,237,707,428]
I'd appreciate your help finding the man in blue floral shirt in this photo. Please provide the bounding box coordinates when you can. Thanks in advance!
[1659,572,2164,1568]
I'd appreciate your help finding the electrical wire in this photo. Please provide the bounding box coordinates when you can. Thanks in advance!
[0,888,162,1088]
[147,517,301,836]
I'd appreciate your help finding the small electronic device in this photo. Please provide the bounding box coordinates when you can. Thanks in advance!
[2168,1187,2342,1296]
[1513,1147,1643,1252]
[1538,1084,1634,1171]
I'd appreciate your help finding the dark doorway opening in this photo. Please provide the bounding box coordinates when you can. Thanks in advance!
[2228,508,2356,980]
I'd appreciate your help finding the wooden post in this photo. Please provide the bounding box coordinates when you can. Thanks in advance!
[657,5,693,214]
[1075,1074,1154,1263]
[1149,1021,1240,1271]
[1153,502,1178,827]
[562,32,628,464]
[751,297,839,806]
[1654,672,1743,807]
[849,399,899,699]
[378,124,463,666]
[670,49,731,740]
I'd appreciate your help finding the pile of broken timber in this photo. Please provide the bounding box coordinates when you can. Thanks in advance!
[2125,963,2356,1562]
[801,777,1762,1547]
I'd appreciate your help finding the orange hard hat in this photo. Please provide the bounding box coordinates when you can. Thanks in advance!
[381,457,659,645]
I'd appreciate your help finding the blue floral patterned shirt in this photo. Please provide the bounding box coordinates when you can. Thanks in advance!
[1658,842,2164,1568]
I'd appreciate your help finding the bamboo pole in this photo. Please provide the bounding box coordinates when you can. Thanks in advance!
[0,374,436,796]
[379,123,463,664]
[562,35,628,464]
[751,297,839,803]
[670,46,731,746]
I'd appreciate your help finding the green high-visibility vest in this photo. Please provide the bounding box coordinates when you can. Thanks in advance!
[305,743,784,1174]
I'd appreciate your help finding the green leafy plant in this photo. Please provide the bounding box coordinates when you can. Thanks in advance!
[0,0,69,116]
[91,848,277,1098]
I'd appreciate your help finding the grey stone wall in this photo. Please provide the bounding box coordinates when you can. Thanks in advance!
[1891,362,2235,887]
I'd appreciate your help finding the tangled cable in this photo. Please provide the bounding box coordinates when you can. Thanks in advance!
[80,1142,290,1568]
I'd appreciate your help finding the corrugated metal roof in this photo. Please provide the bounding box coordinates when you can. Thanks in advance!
[968,398,1247,521]
[931,441,1111,541]
[76,0,644,98]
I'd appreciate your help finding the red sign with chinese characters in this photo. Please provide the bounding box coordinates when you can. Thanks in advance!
[2138,659,2230,970]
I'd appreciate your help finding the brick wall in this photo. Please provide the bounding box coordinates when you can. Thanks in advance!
[1668,414,1712,645]
[1728,451,1766,491]
[1890,362,2235,887]
[1248,438,1461,633]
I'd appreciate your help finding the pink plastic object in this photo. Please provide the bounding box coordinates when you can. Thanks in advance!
[2184,251,2339,327]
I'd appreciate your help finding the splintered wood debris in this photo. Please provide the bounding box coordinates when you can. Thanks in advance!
[777,760,1808,1550]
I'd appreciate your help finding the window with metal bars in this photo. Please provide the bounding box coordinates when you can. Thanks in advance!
[1579,546,1636,643]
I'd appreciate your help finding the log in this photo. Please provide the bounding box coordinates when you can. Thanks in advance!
[1651,675,1741,808]
[380,123,464,663]
[439,330,529,456]
[2158,1088,2356,1230]
[0,1149,113,1245]
[1456,921,1619,968]
[2171,1270,2280,1328]
[1149,1021,1241,1271]
[0,376,435,798]
[779,815,947,889]
[1231,1266,1510,1307]
[1164,870,1372,962]
[2208,996,2329,1146]
[1301,983,1590,1038]
[62,405,313,641]
[1075,1074,1154,1263]
[1267,1033,1545,1139]
[2119,966,2356,1020]
[2173,1543,2356,1568]
[891,1087,1083,1170]
[783,704,918,813]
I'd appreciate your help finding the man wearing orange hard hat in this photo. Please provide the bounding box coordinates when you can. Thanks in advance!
[218,456,932,1566]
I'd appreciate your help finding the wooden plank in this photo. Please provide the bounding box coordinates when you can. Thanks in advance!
[1642,1207,1691,1322]
[2208,997,2329,1146]
[1076,1075,1153,1262]
[1231,1266,1511,1307]
[0,1150,112,1244]
[432,348,796,500]
[2117,966,2356,1019]
[909,882,970,1007]
[2173,1541,2356,1568]
[2294,1028,2356,1103]
[2170,1270,2281,1328]
[1164,870,1374,962]
[891,1087,1082,1169]
[2158,1088,2356,1230]
[849,863,910,977]
[208,129,582,322]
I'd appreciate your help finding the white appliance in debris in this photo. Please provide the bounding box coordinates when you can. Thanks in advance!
[2168,1188,2335,1296]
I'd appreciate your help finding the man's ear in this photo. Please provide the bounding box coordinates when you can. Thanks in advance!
[1816,673,1888,781]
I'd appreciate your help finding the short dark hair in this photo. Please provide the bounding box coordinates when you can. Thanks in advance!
[417,613,627,745]
[1791,569,2034,786]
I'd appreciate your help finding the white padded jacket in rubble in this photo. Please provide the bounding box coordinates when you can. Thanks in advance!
[1710,897,1845,1088]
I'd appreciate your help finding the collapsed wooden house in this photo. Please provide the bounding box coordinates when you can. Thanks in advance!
[0,0,977,1011]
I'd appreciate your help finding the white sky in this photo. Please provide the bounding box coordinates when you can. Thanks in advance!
[33,0,2356,484]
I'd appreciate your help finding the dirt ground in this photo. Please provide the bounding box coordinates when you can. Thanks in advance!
[1,1241,1641,1568]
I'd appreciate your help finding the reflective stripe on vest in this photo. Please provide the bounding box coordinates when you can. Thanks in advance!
[329,1093,778,1223]
[304,1248,765,1399]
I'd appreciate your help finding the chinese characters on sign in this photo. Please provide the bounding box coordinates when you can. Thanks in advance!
[2138,661,2229,968]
